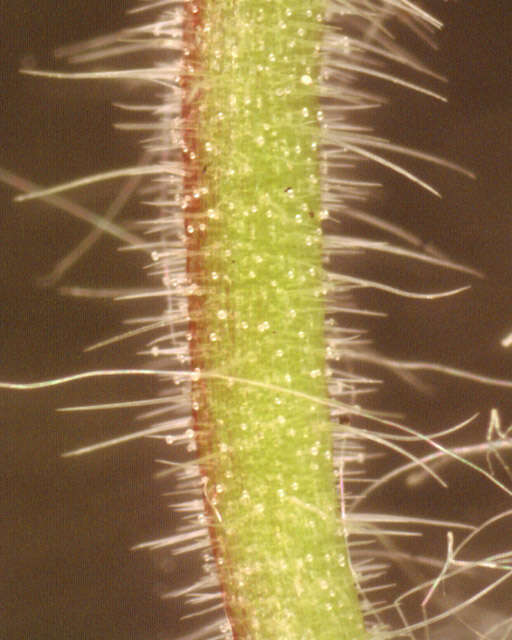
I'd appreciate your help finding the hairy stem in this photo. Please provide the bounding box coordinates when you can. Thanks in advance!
[181,1,367,637]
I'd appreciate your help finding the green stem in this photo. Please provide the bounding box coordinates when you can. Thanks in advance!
[183,1,367,637]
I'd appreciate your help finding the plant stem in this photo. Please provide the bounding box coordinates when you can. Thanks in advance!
[181,0,368,637]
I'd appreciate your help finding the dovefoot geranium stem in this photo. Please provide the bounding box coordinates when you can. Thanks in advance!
[10,1,501,638]
[181,0,367,637]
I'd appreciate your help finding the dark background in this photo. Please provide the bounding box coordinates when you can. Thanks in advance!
[1,1,511,638]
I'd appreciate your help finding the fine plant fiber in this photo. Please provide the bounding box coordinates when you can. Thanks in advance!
[1,1,512,639]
